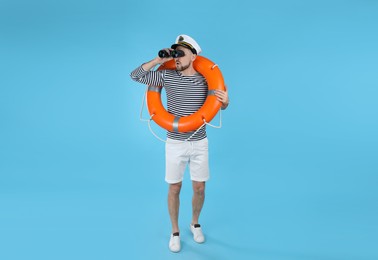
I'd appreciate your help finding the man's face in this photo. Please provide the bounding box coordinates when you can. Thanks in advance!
[174,46,194,71]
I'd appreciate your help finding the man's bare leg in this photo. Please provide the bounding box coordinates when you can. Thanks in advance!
[168,182,182,233]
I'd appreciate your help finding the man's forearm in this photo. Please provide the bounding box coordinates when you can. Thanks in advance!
[142,58,162,71]
[221,102,229,110]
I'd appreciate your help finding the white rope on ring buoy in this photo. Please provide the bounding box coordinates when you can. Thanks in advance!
[147,114,209,144]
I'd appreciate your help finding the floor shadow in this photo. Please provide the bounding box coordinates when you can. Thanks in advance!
[205,235,367,260]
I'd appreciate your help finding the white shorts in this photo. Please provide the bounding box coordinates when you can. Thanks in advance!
[165,138,209,184]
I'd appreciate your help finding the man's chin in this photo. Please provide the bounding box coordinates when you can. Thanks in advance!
[176,63,190,71]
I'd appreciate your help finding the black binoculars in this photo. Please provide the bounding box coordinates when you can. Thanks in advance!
[158,49,185,58]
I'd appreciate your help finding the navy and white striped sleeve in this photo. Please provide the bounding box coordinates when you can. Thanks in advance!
[130,66,164,86]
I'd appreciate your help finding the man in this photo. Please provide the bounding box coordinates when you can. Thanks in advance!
[130,34,229,253]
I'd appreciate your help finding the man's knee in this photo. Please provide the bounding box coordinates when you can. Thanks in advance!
[192,181,205,195]
[169,182,182,195]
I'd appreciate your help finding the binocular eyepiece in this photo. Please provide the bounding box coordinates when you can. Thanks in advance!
[158,49,185,58]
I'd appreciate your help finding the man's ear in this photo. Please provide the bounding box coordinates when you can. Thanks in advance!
[191,54,197,62]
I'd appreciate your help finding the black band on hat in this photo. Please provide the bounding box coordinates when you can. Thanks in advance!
[171,42,197,55]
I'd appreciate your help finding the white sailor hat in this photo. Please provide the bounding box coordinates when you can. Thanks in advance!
[171,34,202,55]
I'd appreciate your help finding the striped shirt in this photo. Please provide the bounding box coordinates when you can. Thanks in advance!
[130,65,207,141]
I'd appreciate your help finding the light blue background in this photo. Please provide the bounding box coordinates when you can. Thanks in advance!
[1,0,377,259]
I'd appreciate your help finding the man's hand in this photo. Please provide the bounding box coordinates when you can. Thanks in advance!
[156,48,174,64]
[142,48,173,71]
[215,86,229,110]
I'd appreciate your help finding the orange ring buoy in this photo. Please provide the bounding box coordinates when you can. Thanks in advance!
[147,56,225,133]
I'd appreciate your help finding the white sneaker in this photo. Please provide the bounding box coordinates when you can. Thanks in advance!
[190,224,205,243]
[169,233,181,253]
